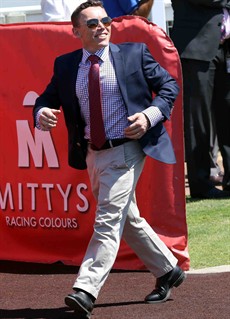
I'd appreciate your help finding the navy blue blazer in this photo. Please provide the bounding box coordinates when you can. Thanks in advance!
[34,42,179,170]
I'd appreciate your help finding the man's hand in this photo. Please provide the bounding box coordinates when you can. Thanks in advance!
[39,108,61,131]
[124,112,150,139]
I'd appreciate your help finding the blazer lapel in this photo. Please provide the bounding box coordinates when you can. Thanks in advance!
[70,50,83,104]
[109,43,129,109]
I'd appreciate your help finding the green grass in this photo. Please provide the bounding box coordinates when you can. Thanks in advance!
[186,197,230,269]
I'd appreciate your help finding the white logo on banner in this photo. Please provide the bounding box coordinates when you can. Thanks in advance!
[18,91,59,167]
[0,91,90,229]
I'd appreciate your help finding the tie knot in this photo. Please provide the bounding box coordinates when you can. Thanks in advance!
[88,55,100,64]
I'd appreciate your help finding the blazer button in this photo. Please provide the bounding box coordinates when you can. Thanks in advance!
[76,142,81,147]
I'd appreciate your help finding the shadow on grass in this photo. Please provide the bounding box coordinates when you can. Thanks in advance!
[186,196,203,204]
[185,195,227,204]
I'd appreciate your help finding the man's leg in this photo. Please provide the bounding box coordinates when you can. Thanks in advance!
[72,141,146,298]
[123,195,177,277]
[213,41,230,190]
[182,59,217,196]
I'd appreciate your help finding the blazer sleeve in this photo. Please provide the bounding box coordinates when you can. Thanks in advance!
[142,44,179,120]
[33,58,62,125]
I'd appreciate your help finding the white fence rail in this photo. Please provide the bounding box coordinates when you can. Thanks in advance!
[0,5,42,23]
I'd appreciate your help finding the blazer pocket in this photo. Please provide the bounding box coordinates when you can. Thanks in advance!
[125,66,141,77]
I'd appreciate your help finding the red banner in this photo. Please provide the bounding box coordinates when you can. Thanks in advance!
[0,16,189,270]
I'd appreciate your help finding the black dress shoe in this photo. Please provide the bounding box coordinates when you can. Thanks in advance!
[145,266,186,303]
[65,290,94,318]
[191,187,230,199]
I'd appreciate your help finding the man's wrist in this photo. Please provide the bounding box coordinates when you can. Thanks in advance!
[142,106,164,128]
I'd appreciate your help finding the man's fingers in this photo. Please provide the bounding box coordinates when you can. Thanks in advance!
[39,109,61,131]
[125,112,149,139]
[43,109,61,120]
[51,109,61,116]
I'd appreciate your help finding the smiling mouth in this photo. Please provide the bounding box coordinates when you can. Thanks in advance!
[95,33,108,38]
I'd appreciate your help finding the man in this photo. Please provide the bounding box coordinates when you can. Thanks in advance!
[102,0,154,18]
[170,0,230,198]
[33,1,185,317]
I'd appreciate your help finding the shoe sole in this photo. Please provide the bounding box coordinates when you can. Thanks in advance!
[172,270,187,288]
[65,295,91,318]
[145,271,187,304]
[145,289,172,304]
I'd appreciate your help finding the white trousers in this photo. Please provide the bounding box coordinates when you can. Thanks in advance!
[73,141,177,298]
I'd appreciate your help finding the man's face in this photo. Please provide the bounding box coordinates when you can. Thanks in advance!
[73,6,111,53]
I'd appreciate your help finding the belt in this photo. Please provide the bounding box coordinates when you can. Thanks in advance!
[88,138,131,151]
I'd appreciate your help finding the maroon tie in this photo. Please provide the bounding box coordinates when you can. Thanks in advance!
[88,55,106,149]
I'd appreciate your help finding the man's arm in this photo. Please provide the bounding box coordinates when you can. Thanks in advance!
[132,0,154,18]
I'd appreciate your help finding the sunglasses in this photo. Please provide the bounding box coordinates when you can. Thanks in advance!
[86,16,112,29]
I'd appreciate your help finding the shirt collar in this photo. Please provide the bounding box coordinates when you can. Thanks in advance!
[82,45,109,64]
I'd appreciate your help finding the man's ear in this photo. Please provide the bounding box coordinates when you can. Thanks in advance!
[72,28,81,38]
